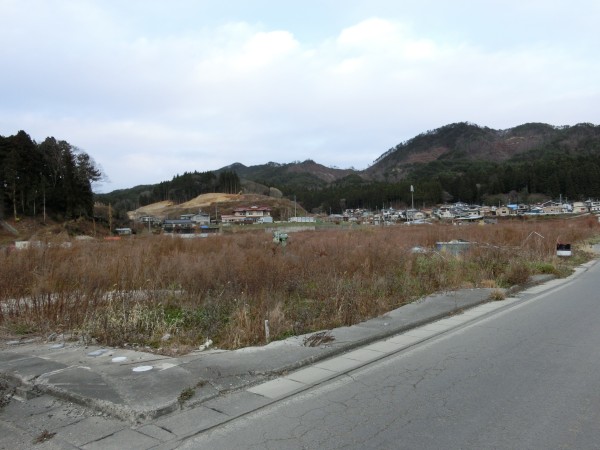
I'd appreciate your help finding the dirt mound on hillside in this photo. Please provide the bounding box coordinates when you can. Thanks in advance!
[178,193,240,208]
[132,200,174,215]
[127,193,271,219]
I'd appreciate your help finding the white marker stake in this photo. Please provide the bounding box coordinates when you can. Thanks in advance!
[265,320,270,343]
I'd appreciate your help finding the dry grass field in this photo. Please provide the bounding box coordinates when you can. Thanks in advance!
[1,216,598,353]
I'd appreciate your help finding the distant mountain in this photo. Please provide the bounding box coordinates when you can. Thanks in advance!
[214,122,600,188]
[217,160,358,189]
[96,121,600,214]
[364,122,600,181]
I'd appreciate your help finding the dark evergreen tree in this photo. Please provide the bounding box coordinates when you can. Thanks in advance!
[0,132,101,220]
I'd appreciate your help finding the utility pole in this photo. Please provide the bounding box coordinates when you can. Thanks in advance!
[410,185,414,222]
[108,203,113,234]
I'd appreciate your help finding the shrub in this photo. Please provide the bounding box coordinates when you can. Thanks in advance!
[1,217,598,350]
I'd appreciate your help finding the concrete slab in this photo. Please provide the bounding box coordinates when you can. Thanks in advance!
[202,390,272,417]
[284,366,337,385]
[328,325,379,346]
[135,424,177,442]
[153,406,229,437]
[341,348,384,362]
[57,416,126,447]
[247,377,306,399]
[474,302,506,310]
[420,322,454,332]
[402,328,439,339]
[434,315,472,326]
[39,366,124,404]
[0,421,25,446]
[0,351,35,364]
[206,374,256,392]
[364,341,405,354]
[81,428,159,450]
[0,393,60,419]
[385,334,423,347]
[459,308,489,317]
[0,396,88,436]
[313,356,365,373]
[3,355,68,382]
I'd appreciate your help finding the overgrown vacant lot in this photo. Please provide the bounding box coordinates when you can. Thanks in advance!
[1,217,598,353]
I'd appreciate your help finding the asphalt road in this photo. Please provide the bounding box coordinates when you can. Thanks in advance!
[181,263,600,449]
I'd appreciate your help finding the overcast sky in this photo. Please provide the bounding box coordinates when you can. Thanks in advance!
[1,0,599,192]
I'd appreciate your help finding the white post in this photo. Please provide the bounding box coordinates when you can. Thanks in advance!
[410,185,414,222]
[264,320,270,343]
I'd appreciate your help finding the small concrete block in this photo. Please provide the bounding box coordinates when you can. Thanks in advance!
[402,328,439,339]
[385,334,422,347]
[459,309,487,316]
[364,341,404,354]
[81,428,159,450]
[202,390,271,417]
[144,441,181,450]
[284,366,337,385]
[8,357,68,380]
[436,316,471,326]
[341,348,384,362]
[474,302,503,310]
[136,424,176,442]
[0,420,36,450]
[247,377,306,399]
[0,394,58,419]
[313,356,364,373]
[420,322,454,332]
[57,416,126,447]
[208,374,254,392]
[41,366,123,404]
[154,406,228,438]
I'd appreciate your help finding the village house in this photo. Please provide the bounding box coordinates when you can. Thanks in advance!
[572,202,588,214]
[479,205,493,216]
[495,206,512,217]
[221,205,272,224]
[180,212,211,225]
[162,219,195,233]
[541,201,564,215]
[139,215,161,225]
[585,199,600,212]
[434,205,455,220]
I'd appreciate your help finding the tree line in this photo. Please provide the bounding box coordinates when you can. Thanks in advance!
[0,131,101,220]
[292,148,600,213]
[97,170,241,213]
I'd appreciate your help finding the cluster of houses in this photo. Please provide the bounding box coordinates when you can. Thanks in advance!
[124,199,600,236]
[135,206,274,234]
[335,199,600,225]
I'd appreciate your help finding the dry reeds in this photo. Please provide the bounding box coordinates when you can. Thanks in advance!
[1,217,597,351]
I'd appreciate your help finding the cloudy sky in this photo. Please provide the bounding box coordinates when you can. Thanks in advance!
[1,0,599,192]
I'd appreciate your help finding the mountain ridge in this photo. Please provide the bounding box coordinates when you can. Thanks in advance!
[95,121,600,214]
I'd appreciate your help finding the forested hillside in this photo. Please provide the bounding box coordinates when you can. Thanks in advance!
[95,122,600,216]
[0,131,101,220]
[7,122,600,222]
[294,123,600,212]
[97,170,242,217]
